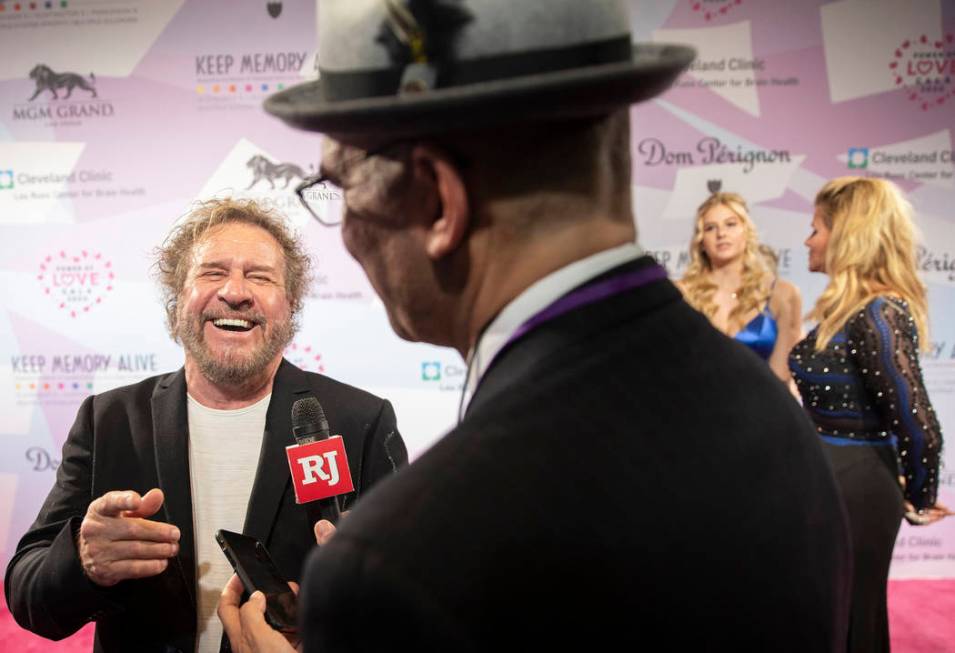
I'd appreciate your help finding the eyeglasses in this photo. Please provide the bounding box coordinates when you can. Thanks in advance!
[295,172,347,227]
[295,141,408,227]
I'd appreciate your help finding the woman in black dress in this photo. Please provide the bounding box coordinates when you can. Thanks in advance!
[789,176,950,652]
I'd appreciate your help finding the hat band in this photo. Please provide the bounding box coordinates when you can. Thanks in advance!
[319,35,632,102]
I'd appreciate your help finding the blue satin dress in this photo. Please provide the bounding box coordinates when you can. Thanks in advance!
[734,306,777,360]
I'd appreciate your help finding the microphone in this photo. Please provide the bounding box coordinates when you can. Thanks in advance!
[288,396,353,525]
[291,396,330,444]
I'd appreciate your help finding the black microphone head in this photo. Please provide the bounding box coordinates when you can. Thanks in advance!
[292,396,330,441]
[292,396,323,426]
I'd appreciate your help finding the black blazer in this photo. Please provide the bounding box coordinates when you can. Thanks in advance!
[4,359,406,653]
[298,257,851,652]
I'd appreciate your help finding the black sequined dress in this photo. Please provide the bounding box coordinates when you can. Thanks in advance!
[789,296,942,653]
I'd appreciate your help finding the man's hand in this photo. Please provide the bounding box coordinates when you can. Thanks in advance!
[217,517,344,652]
[218,575,297,653]
[78,488,180,587]
[313,519,338,546]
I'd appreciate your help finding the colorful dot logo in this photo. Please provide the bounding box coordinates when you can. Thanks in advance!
[0,0,67,10]
[14,380,95,393]
[194,82,288,95]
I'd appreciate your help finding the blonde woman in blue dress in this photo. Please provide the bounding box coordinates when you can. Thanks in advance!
[678,192,802,385]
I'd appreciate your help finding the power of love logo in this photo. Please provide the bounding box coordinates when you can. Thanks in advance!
[286,341,324,373]
[37,250,114,318]
[890,34,955,111]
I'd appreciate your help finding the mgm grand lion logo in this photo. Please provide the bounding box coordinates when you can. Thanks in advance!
[28,64,98,101]
[246,155,310,190]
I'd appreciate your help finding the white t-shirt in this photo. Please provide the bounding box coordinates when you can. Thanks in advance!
[186,393,271,653]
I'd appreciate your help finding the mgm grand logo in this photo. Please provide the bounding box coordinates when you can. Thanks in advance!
[246,155,313,190]
[13,64,115,122]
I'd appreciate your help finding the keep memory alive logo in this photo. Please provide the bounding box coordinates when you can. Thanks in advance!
[891,34,955,111]
[11,350,161,404]
[194,50,309,102]
[13,63,115,123]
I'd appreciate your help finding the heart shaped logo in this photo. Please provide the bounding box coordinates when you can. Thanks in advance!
[890,33,955,111]
[692,0,743,22]
[37,250,115,318]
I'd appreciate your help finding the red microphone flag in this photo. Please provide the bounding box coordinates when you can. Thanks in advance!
[286,435,355,504]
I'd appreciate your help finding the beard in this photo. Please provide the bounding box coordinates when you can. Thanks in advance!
[177,308,295,386]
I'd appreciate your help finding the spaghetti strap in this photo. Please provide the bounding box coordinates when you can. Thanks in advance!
[764,277,777,312]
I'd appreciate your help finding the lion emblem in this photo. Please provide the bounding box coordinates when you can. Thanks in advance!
[28,64,97,101]
[246,155,308,190]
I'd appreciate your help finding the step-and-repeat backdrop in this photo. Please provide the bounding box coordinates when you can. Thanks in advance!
[1,2,953,639]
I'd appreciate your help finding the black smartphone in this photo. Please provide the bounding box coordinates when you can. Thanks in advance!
[215,529,297,633]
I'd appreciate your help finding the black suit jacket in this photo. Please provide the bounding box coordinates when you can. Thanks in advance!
[4,359,406,653]
[299,257,851,652]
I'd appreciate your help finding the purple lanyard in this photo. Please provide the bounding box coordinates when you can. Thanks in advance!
[461,262,667,422]
[500,263,668,361]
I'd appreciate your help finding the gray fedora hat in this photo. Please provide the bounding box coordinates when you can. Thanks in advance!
[265,0,695,137]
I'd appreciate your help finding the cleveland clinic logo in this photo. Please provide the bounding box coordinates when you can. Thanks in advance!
[848,147,869,169]
[845,146,955,182]
[420,360,465,391]
[421,361,441,381]
[890,33,955,111]
[0,169,13,190]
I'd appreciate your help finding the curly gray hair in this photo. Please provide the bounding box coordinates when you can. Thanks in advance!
[154,197,311,340]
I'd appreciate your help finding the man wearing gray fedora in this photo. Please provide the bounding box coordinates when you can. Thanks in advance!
[219,1,851,650]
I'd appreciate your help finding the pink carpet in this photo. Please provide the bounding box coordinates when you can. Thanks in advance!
[887,580,955,653]
[1,580,952,651]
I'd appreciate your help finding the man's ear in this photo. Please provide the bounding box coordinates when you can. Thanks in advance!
[411,144,469,260]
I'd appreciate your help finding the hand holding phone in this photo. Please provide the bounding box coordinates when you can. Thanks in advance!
[215,529,297,633]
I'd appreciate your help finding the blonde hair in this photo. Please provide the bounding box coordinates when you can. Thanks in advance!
[809,177,929,351]
[154,197,311,340]
[680,192,772,333]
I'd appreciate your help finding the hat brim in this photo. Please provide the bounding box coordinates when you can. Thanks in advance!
[264,43,695,138]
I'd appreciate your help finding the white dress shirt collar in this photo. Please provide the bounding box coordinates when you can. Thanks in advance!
[460,242,645,418]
